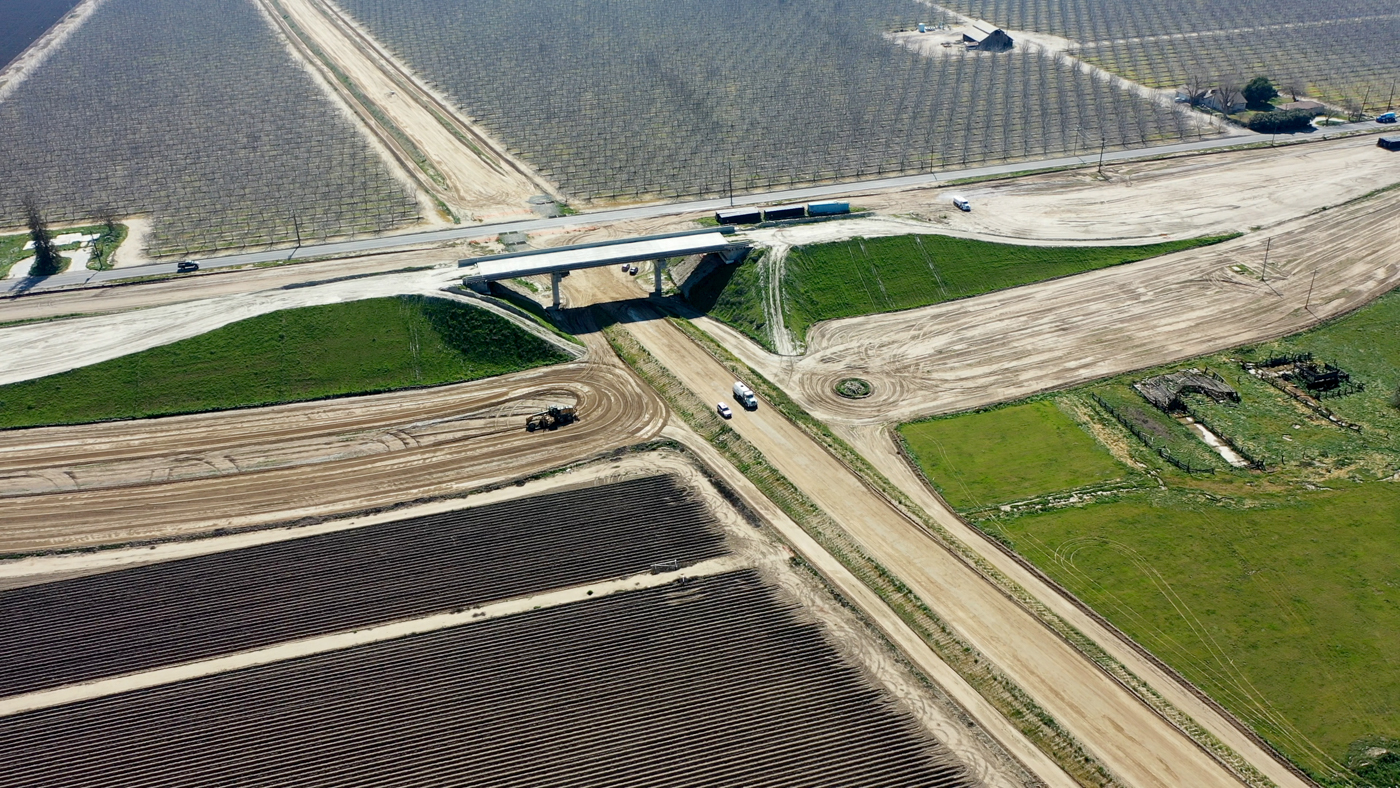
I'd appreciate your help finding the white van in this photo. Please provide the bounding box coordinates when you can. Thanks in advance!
[951,195,971,212]
[732,381,758,410]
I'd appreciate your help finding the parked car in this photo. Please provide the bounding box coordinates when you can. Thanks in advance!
[176,261,199,273]
[951,195,971,212]
[620,262,631,271]
[716,403,733,419]
[1378,112,1398,124]
[627,264,639,276]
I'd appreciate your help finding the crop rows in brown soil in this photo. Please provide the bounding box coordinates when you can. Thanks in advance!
[0,475,726,697]
[0,570,971,788]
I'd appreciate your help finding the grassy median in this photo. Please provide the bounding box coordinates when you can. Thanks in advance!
[0,295,570,428]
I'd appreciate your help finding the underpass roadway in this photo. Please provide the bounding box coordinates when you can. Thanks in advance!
[564,265,1274,788]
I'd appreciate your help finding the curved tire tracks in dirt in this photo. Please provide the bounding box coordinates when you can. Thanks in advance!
[737,187,1400,425]
[0,361,665,553]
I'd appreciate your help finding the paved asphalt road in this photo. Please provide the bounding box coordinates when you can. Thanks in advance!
[2,122,1381,297]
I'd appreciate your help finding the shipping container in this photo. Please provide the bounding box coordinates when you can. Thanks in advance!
[716,208,762,225]
[806,201,850,216]
[763,204,806,221]
[1379,136,1400,151]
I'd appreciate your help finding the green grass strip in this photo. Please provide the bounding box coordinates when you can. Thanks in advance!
[0,296,569,429]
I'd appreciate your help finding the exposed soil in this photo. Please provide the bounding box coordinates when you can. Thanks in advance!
[708,142,1400,426]
[0,353,666,553]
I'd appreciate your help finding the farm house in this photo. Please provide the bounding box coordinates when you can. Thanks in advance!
[963,21,1013,51]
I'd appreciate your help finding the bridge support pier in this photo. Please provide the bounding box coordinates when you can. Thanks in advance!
[652,259,665,298]
[550,271,562,309]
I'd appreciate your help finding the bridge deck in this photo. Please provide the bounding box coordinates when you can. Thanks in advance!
[459,228,742,284]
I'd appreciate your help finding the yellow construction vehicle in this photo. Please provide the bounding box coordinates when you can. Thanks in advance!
[525,405,577,432]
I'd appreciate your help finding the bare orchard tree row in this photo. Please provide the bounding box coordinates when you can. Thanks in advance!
[936,0,1397,47]
[0,0,420,258]
[931,0,1397,114]
[1078,17,1399,114]
[338,0,1207,204]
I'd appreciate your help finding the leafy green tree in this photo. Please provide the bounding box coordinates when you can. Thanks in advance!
[1246,109,1316,133]
[1243,76,1279,109]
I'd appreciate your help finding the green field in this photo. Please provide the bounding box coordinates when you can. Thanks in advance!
[899,400,1129,510]
[1000,486,1400,786]
[900,289,1400,785]
[0,295,569,428]
[695,232,1235,348]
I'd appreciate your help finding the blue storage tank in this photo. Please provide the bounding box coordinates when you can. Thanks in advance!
[806,201,850,216]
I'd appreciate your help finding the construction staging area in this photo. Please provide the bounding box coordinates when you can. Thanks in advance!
[7,137,1396,787]
[4,0,1400,784]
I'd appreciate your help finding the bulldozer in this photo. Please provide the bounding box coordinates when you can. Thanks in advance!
[525,405,577,432]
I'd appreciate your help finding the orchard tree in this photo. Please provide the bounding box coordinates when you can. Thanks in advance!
[1182,73,1212,107]
[23,200,63,277]
[1215,76,1243,116]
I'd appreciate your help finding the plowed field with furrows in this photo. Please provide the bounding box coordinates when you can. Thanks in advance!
[0,570,970,788]
[0,475,726,697]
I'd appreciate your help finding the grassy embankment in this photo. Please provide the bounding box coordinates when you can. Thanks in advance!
[697,233,1235,349]
[0,222,126,277]
[899,290,1400,786]
[0,296,570,428]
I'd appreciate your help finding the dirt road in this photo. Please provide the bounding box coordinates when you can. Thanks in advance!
[261,0,547,223]
[0,355,664,553]
[568,266,1251,788]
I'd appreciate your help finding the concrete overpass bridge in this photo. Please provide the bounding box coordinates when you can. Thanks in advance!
[459,228,750,307]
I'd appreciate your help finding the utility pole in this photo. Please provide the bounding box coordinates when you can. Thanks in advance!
[1098,136,1106,175]
[1305,269,1318,310]
[727,161,734,207]
[1260,237,1271,282]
